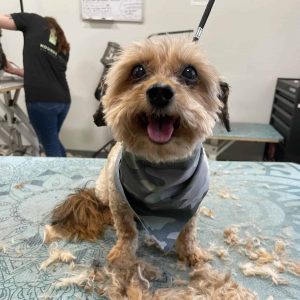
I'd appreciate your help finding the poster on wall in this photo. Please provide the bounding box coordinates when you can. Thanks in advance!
[191,0,209,5]
[81,0,143,22]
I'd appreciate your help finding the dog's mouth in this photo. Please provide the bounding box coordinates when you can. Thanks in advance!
[140,113,180,144]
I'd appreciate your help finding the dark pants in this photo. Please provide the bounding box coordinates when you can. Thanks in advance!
[26,102,70,157]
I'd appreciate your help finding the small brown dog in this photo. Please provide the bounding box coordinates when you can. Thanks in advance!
[46,36,230,267]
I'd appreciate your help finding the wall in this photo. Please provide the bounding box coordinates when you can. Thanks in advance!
[1,0,300,152]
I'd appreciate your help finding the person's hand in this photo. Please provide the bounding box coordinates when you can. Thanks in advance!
[4,61,24,77]
[3,61,16,74]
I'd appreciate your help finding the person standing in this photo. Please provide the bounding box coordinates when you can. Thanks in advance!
[0,13,71,157]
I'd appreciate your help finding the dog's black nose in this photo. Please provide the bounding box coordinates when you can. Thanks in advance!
[146,84,174,108]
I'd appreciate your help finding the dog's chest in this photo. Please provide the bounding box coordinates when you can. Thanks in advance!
[114,145,209,251]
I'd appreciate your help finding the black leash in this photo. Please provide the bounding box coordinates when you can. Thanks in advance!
[193,0,216,42]
[20,0,24,12]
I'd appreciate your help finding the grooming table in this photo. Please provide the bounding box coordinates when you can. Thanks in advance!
[0,76,39,156]
[205,122,284,160]
[0,157,299,299]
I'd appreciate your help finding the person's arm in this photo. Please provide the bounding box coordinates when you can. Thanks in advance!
[0,14,17,30]
[4,61,24,77]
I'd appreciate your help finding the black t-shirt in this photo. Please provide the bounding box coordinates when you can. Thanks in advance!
[11,13,71,103]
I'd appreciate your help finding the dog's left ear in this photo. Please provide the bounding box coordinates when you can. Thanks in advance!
[218,81,231,132]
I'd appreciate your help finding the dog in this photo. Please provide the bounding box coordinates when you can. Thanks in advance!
[46,36,230,267]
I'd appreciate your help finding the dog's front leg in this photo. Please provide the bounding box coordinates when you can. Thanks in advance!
[107,192,138,264]
[176,215,212,267]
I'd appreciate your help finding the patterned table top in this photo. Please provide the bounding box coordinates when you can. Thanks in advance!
[0,157,299,299]
[210,122,284,143]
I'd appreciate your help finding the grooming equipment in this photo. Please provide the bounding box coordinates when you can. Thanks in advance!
[193,0,216,41]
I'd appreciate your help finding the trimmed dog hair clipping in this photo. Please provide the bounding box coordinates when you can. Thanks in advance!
[193,0,216,42]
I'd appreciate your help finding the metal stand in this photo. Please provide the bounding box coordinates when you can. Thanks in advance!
[0,77,40,156]
[204,139,235,160]
[93,139,115,158]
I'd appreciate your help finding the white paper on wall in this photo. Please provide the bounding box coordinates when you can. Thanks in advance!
[191,0,209,5]
[81,0,143,22]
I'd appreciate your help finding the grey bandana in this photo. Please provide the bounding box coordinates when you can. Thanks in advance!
[114,144,209,251]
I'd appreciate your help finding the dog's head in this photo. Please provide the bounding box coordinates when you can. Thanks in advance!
[102,37,230,162]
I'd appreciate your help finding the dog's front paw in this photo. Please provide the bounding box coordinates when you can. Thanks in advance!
[106,245,123,263]
[107,241,136,265]
[178,246,212,267]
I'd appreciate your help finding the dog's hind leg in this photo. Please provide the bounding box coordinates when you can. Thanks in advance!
[44,188,112,244]
[176,215,212,267]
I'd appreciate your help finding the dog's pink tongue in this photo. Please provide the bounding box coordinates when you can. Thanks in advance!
[147,116,174,144]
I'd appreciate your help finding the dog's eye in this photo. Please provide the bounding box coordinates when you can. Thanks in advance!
[181,65,198,84]
[131,64,146,81]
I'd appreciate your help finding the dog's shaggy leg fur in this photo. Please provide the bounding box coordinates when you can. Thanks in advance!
[94,143,139,264]
[176,215,212,266]
[47,188,113,243]
[106,190,138,265]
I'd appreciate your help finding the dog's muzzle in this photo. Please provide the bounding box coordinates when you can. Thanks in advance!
[146,83,174,108]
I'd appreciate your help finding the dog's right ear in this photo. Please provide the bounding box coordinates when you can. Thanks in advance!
[93,101,106,127]
[218,81,231,132]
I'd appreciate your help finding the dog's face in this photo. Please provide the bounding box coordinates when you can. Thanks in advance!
[102,37,228,162]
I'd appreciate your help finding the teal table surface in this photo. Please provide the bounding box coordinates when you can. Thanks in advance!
[211,122,284,143]
[0,157,299,299]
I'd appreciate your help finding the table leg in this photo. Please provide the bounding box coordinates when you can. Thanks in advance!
[0,89,40,156]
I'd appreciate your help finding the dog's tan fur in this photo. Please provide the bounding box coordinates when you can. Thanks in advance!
[50,188,113,242]
[47,37,229,267]
[103,37,222,163]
